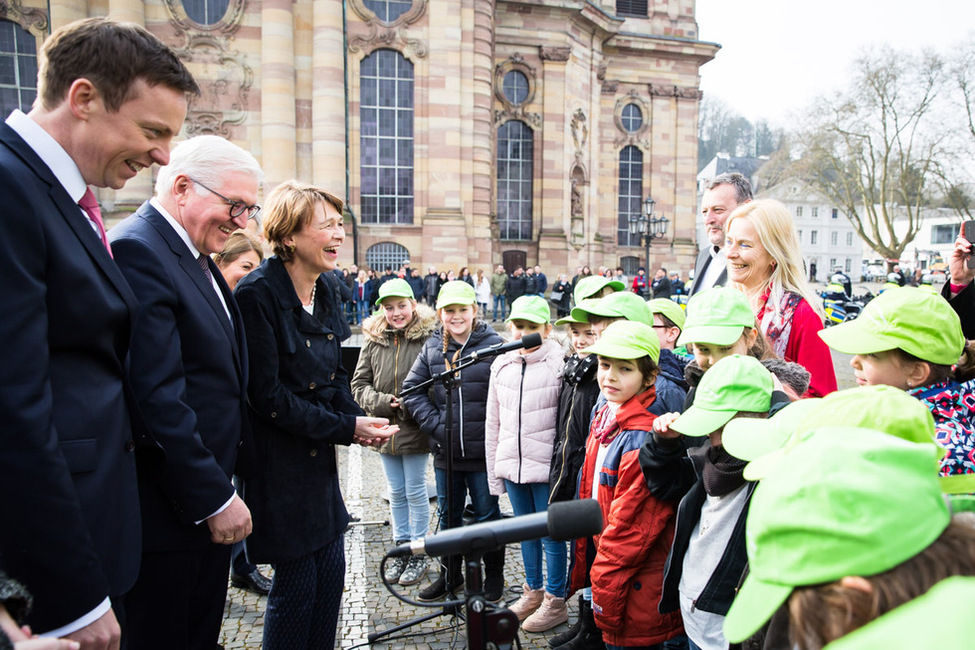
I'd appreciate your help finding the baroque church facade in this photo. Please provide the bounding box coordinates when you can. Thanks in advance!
[1,0,717,274]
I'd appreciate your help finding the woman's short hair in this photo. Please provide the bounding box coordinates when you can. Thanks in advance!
[726,199,823,317]
[261,180,344,263]
[213,230,263,269]
[155,135,263,199]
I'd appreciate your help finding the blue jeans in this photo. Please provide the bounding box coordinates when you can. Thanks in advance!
[264,535,344,650]
[356,298,370,324]
[492,294,506,321]
[379,453,431,543]
[434,467,501,530]
[504,480,566,596]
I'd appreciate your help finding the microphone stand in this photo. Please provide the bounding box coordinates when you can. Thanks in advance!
[464,553,519,650]
[368,349,488,644]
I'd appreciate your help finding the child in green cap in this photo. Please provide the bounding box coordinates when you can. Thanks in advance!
[351,279,439,587]
[641,355,778,650]
[484,296,568,631]
[819,286,975,477]
[722,428,975,650]
[401,280,507,602]
[566,321,684,649]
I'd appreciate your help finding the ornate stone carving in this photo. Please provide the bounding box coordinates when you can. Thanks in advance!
[348,0,427,27]
[347,24,429,59]
[493,107,542,129]
[171,34,253,138]
[571,109,588,151]
[539,45,571,62]
[163,0,246,34]
[494,54,537,106]
[0,0,48,33]
[601,80,619,94]
[648,83,702,99]
[570,165,587,250]
[596,63,607,82]
[613,90,651,147]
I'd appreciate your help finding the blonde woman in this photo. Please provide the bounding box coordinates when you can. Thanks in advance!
[724,198,836,397]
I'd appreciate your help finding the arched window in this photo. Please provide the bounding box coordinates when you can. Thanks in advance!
[365,241,410,273]
[0,20,37,116]
[360,49,414,225]
[182,0,229,25]
[362,0,412,22]
[618,145,643,246]
[496,120,533,241]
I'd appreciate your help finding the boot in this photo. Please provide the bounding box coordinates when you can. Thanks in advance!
[417,556,463,602]
[482,545,506,603]
[507,583,545,621]
[549,596,584,647]
[522,592,569,632]
[554,598,605,650]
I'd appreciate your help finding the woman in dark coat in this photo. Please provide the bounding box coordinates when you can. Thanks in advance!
[235,181,395,650]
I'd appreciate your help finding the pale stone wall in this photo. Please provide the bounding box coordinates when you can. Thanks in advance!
[31,0,714,277]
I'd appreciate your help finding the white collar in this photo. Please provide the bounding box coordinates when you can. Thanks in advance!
[5,109,88,202]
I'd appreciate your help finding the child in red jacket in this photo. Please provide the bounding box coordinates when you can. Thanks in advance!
[568,321,683,649]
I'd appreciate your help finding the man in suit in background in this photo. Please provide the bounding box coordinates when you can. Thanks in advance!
[0,18,197,649]
[688,172,753,296]
[109,135,263,650]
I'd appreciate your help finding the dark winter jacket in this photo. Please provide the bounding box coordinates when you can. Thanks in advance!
[401,321,504,471]
[507,274,527,303]
[424,272,440,302]
[407,274,426,302]
[235,257,362,564]
[652,276,672,299]
[550,353,601,503]
[351,304,439,455]
[535,272,548,294]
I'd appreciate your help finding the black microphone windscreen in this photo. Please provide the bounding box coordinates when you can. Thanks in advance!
[521,332,543,349]
[547,499,603,541]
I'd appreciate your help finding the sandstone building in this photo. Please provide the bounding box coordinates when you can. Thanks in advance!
[1,0,716,275]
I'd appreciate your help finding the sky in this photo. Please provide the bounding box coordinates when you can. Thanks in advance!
[695,0,975,126]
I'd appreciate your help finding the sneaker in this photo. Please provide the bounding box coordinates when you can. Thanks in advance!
[417,571,464,602]
[507,583,544,621]
[383,554,408,584]
[522,592,569,633]
[398,554,429,586]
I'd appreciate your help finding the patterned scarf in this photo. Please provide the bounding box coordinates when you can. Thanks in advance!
[702,445,748,496]
[590,403,619,445]
[757,286,802,359]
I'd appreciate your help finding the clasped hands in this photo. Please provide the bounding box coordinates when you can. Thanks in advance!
[353,416,398,447]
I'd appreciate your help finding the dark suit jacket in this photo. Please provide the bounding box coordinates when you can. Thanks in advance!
[689,245,728,296]
[0,123,141,632]
[109,202,247,551]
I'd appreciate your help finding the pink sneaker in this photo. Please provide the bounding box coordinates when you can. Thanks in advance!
[521,591,569,632]
[507,582,544,621]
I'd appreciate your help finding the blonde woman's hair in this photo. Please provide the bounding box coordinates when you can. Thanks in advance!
[213,229,264,269]
[261,180,344,263]
[726,199,824,318]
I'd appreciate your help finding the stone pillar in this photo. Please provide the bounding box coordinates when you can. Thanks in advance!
[538,45,571,267]
[261,0,296,186]
[311,0,347,189]
[49,0,88,32]
[470,0,495,268]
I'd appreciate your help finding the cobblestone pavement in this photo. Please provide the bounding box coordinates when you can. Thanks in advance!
[219,321,856,649]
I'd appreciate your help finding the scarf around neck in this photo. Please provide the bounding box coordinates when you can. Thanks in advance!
[702,444,748,496]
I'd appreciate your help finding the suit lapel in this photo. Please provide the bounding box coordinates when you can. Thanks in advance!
[0,125,138,311]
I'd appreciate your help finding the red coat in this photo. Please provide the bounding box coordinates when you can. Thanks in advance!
[570,388,683,646]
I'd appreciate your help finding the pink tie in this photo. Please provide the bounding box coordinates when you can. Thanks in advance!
[79,187,112,257]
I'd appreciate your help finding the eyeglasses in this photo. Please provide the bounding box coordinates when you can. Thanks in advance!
[190,177,261,220]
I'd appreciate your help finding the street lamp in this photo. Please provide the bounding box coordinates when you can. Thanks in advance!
[629,195,669,272]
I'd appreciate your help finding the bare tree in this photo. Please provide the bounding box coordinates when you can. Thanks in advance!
[793,46,948,266]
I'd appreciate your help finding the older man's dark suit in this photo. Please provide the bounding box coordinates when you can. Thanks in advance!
[689,245,728,296]
[0,123,141,633]
[109,201,248,650]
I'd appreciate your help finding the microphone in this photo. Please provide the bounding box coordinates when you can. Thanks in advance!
[460,332,544,363]
[389,499,603,558]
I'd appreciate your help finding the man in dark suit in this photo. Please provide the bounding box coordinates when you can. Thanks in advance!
[109,135,263,650]
[0,18,197,649]
[689,172,753,296]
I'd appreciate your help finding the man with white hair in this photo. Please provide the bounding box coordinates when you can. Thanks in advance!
[109,135,263,650]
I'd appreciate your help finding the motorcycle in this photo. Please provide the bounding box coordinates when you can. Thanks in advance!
[822,288,873,327]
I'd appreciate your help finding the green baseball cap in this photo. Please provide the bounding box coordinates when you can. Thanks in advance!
[435,280,476,309]
[582,320,660,364]
[375,278,415,306]
[506,295,551,324]
[723,428,949,644]
[647,298,686,330]
[725,385,940,479]
[823,577,975,650]
[573,275,625,302]
[818,286,965,365]
[677,287,755,347]
[670,355,773,437]
[570,291,652,326]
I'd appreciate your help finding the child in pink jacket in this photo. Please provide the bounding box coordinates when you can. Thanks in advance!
[485,296,566,632]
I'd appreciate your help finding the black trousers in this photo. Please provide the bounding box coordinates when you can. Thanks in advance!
[124,543,233,650]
